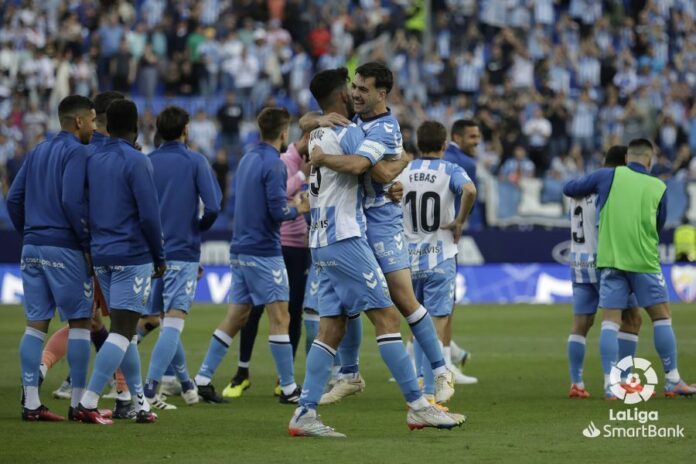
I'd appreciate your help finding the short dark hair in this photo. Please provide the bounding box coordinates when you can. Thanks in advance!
[627,138,654,157]
[156,106,189,141]
[451,119,479,139]
[93,91,125,115]
[417,121,447,154]
[309,67,349,109]
[355,62,393,93]
[58,95,94,120]
[257,107,291,141]
[106,99,139,135]
[604,145,627,168]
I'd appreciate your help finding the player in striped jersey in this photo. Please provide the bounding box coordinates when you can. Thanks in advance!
[565,145,642,399]
[399,121,477,403]
[302,63,455,406]
[289,68,462,438]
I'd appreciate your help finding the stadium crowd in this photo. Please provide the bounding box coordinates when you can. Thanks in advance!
[1,0,696,227]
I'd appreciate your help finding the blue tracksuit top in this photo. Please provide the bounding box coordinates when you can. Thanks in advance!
[7,131,89,251]
[230,142,298,257]
[149,141,222,262]
[88,137,165,266]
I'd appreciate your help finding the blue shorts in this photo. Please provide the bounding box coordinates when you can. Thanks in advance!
[303,262,320,311]
[229,254,289,305]
[599,268,668,309]
[311,237,393,318]
[21,245,93,322]
[147,261,199,315]
[365,204,410,274]
[573,281,640,315]
[411,259,456,317]
[95,263,154,314]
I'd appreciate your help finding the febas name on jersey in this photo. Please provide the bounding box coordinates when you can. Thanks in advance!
[399,158,471,272]
[569,194,598,283]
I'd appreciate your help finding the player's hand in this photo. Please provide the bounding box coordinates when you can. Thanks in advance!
[386,181,404,202]
[197,265,204,280]
[310,146,326,167]
[317,113,350,128]
[294,191,310,214]
[152,262,166,279]
[296,132,310,157]
[441,220,465,244]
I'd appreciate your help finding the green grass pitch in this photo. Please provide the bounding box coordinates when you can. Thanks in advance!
[0,304,694,464]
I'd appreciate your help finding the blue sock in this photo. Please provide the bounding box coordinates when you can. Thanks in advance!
[338,315,362,375]
[120,341,147,411]
[599,321,620,384]
[653,319,678,378]
[171,340,194,392]
[567,334,586,385]
[617,331,639,380]
[164,364,176,377]
[145,318,184,398]
[195,329,232,384]
[406,307,446,372]
[85,333,130,404]
[299,341,335,410]
[414,339,434,395]
[304,315,319,355]
[376,333,421,403]
[269,334,295,388]
[67,328,91,408]
[19,327,45,409]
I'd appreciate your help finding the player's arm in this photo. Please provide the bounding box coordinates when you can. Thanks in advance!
[265,161,309,222]
[61,146,90,250]
[370,155,410,184]
[195,156,222,231]
[563,169,613,198]
[442,168,477,243]
[656,191,668,232]
[310,148,372,175]
[131,156,165,268]
[6,158,28,234]
[299,112,351,132]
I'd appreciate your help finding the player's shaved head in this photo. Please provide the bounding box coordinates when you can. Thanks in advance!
[627,139,654,159]
[417,121,447,154]
[604,145,627,168]
[106,99,139,142]
[93,91,125,128]
[58,95,96,144]
[309,67,350,111]
[157,106,190,141]
[58,95,94,123]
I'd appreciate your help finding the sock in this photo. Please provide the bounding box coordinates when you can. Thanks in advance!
[120,340,150,412]
[67,328,91,408]
[171,339,194,392]
[304,313,319,355]
[39,363,47,379]
[41,325,68,369]
[115,369,130,400]
[298,340,335,410]
[450,340,465,359]
[413,339,435,395]
[443,345,452,365]
[20,327,46,410]
[407,307,447,376]
[599,321,620,386]
[567,334,586,386]
[90,326,109,352]
[145,317,184,398]
[195,329,232,386]
[376,333,421,403]
[653,319,679,382]
[617,331,639,381]
[269,334,296,390]
[83,333,130,409]
[337,314,361,376]
[405,340,415,365]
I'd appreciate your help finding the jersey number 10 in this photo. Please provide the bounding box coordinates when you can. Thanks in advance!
[405,191,441,233]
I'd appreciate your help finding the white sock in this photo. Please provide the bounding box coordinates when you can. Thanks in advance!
[161,375,176,383]
[603,374,610,389]
[23,386,41,410]
[443,346,453,365]
[80,390,100,409]
[281,382,298,396]
[451,340,464,358]
[71,387,84,409]
[194,375,211,386]
[117,388,131,401]
[433,365,448,376]
[39,363,48,379]
[575,382,585,389]
[666,369,681,383]
[407,396,431,411]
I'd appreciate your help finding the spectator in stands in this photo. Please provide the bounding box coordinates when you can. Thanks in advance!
[212,148,230,209]
[570,89,598,156]
[523,106,552,176]
[651,151,673,180]
[110,38,134,92]
[188,109,218,161]
[499,145,535,184]
[217,92,244,160]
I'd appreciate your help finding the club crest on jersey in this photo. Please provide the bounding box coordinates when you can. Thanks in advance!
[671,265,696,302]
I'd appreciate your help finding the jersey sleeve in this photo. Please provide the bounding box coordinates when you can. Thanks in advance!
[265,158,298,222]
[130,155,165,265]
[447,164,472,195]
[61,145,90,250]
[355,123,402,165]
[195,155,222,231]
[339,126,365,157]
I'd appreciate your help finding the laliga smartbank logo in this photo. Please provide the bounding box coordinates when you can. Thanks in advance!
[581,356,685,439]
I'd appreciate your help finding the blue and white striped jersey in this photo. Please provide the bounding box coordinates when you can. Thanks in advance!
[569,194,599,283]
[308,124,367,248]
[399,158,472,272]
[353,111,403,210]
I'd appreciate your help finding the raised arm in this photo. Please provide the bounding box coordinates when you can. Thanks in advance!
[563,170,609,198]
[299,112,351,132]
